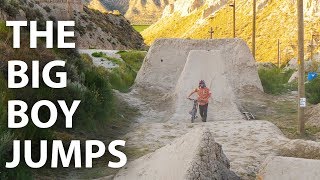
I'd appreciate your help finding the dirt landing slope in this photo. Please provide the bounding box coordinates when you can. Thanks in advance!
[114,128,239,180]
[173,50,243,121]
[258,156,320,180]
[135,38,262,93]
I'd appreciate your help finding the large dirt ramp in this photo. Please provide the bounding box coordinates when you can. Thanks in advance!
[134,38,263,122]
[173,50,243,121]
[135,39,262,93]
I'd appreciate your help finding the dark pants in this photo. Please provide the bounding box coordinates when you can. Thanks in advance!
[199,103,208,122]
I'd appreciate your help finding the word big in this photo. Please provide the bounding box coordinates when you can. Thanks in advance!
[8,60,66,88]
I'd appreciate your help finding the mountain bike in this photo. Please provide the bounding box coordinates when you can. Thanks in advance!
[188,98,198,123]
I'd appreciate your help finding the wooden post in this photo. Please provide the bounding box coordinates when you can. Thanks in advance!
[208,27,214,39]
[230,0,236,38]
[252,0,256,59]
[311,34,314,62]
[278,39,281,68]
[297,0,305,135]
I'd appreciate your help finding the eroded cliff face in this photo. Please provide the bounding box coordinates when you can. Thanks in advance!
[124,0,176,24]
[142,0,320,63]
[87,0,108,13]
[101,0,130,14]
[0,0,145,50]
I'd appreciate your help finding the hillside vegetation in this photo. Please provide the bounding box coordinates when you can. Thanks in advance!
[0,20,140,179]
[0,0,145,50]
[142,0,320,63]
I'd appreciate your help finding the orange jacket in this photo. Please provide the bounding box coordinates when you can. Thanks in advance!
[194,87,211,105]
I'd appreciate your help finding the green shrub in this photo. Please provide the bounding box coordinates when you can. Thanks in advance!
[0,75,33,180]
[0,0,20,18]
[43,6,51,13]
[92,52,124,65]
[259,68,295,94]
[106,56,122,65]
[48,15,56,22]
[106,51,146,92]
[0,21,10,40]
[92,52,104,57]
[117,51,146,72]
[306,77,320,104]
[108,63,136,92]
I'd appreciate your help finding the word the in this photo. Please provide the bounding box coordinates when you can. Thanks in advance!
[6,21,75,48]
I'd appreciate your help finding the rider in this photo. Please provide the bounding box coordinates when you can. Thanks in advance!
[187,80,212,122]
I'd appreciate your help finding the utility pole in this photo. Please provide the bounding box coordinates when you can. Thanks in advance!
[209,27,214,39]
[311,34,319,62]
[297,0,305,135]
[229,0,236,38]
[311,34,314,62]
[252,0,256,59]
[278,39,281,68]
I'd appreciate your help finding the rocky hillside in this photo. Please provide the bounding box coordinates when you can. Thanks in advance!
[85,0,129,14]
[87,0,108,13]
[101,0,130,14]
[142,0,320,63]
[0,0,144,50]
[85,0,175,24]
[125,0,176,24]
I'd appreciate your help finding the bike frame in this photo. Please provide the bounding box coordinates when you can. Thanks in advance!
[188,98,198,123]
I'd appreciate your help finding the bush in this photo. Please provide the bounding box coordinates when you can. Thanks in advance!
[106,51,146,92]
[108,63,136,92]
[92,51,104,57]
[0,21,10,40]
[48,15,56,22]
[4,4,19,17]
[43,6,51,13]
[117,51,146,72]
[259,68,295,94]
[0,75,33,180]
[306,77,320,104]
[0,0,19,17]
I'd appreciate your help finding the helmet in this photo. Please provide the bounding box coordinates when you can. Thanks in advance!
[199,80,206,88]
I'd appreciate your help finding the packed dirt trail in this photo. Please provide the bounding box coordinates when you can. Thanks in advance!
[111,39,320,180]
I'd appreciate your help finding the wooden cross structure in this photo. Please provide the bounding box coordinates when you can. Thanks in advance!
[208,27,214,39]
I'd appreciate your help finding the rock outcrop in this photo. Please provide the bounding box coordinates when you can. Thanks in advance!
[125,0,176,24]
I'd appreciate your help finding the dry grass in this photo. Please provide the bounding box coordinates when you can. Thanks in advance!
[142,0,320,63]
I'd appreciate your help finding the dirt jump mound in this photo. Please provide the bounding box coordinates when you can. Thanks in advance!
[134,38,263,122]
[114,128,240,180]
